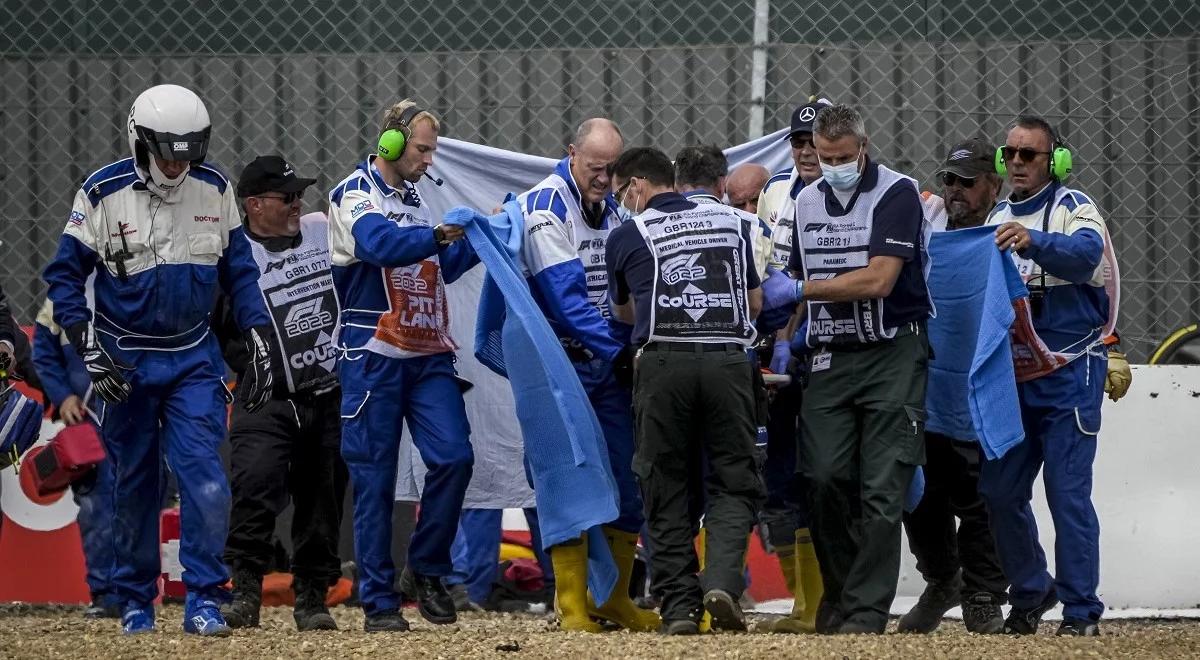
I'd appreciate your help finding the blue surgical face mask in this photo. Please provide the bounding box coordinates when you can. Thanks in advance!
[819,150,863,191]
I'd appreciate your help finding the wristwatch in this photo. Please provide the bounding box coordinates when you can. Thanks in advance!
[433,224,450,246]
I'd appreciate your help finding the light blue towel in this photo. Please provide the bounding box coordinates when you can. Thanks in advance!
[455,202,620,606]
[926,226,1028,460]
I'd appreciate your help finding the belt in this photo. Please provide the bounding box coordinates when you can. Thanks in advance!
[821,321,924,353]
[94,313,210,352]
[642,341,744,353]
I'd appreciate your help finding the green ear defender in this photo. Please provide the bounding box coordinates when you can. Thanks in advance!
[1049,145,1072,181]
[377,129,406,161]
[376,105,425,161]
[994,122,1073,181]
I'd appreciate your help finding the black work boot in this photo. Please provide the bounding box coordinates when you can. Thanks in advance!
[962,592,1005,634]
[1003,589,1059,635]
[703,589,748,632]
[399,567,457,624]
[220,569,263,629]
[84,592,122,619]
[447,583,482,612]
[364,611,410,632]
[1056,617,1100,636]
[814,599,845,635]
[897,572,964,634]
[293,577,338,631]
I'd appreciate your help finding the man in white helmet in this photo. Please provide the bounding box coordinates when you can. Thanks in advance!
[42,84,275,637]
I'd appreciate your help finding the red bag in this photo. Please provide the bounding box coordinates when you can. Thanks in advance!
[30,423,106,496]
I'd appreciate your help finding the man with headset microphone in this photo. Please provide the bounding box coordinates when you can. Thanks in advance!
[328,99,479,633]
[980,116,1122,637]
[41,84,275,636]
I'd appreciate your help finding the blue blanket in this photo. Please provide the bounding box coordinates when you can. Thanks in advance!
[455,202,620,606]
[926,226,1028,460]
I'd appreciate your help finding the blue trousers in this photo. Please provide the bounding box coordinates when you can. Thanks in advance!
[338,351,474,616]
[100,336,231,606]
[71,450,117,607]
[978,354,1105,621]
[448,508,551,604]
[575,358,643,534]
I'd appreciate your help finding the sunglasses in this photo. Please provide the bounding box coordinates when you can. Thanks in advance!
[789,134,815,149]
[939,172,976,188]
[1000,146,1051,163]
[256,190,303,204]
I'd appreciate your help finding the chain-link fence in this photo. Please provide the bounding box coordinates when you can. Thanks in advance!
[1,1,1197,360]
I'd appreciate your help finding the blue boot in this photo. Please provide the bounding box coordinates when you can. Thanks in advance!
[121,605,156,635]
[183,593,232,637]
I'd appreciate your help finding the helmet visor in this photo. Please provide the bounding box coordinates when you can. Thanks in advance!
[138,126,210,163]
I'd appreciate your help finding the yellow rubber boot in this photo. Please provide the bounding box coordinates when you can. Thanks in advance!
[771,528,822,634]
[775,544,797,597]
[587,528,662,632]
[551,536,603,633]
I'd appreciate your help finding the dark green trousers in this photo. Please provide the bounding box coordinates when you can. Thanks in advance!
[632,343,764,622]
[800,329,929,630]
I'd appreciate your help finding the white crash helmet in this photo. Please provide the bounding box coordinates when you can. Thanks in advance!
[126,84,211,171]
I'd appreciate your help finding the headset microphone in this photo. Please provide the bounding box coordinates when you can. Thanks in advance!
[424,172,444,186]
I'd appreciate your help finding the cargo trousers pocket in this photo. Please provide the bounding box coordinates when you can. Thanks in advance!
[1067,403,1101,476]
[339,390,379,464]
[897,404,927,466]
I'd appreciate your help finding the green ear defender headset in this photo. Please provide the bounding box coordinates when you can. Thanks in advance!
[377,105,425,161]
[994,119,1073,181]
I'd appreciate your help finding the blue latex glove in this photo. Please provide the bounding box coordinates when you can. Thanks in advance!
[790,319,813,357]
[770,338,791,375]
[761,267,801,310]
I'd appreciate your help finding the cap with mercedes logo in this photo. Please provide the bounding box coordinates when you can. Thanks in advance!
[236,155,317,198]
[937,138,996,178]
[788,97,833,137]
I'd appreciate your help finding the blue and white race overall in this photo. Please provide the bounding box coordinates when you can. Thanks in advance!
[32,297,117,611]
[42,158,270,608]
[328,156,480,616]
[516,156,642,535]
[980,181,1119,623]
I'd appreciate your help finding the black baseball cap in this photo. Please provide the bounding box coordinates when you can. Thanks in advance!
[788,98,833,137]
[937,138,995,178]
[236,155,317,197]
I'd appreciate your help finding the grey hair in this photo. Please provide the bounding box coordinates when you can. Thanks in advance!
[813,104,867,144]
[574,118,623,145]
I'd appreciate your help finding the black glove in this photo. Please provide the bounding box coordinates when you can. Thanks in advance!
[612,345,635,389]
[239,326,275,412]
[66,322,132,404]
[0,343,13,379]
